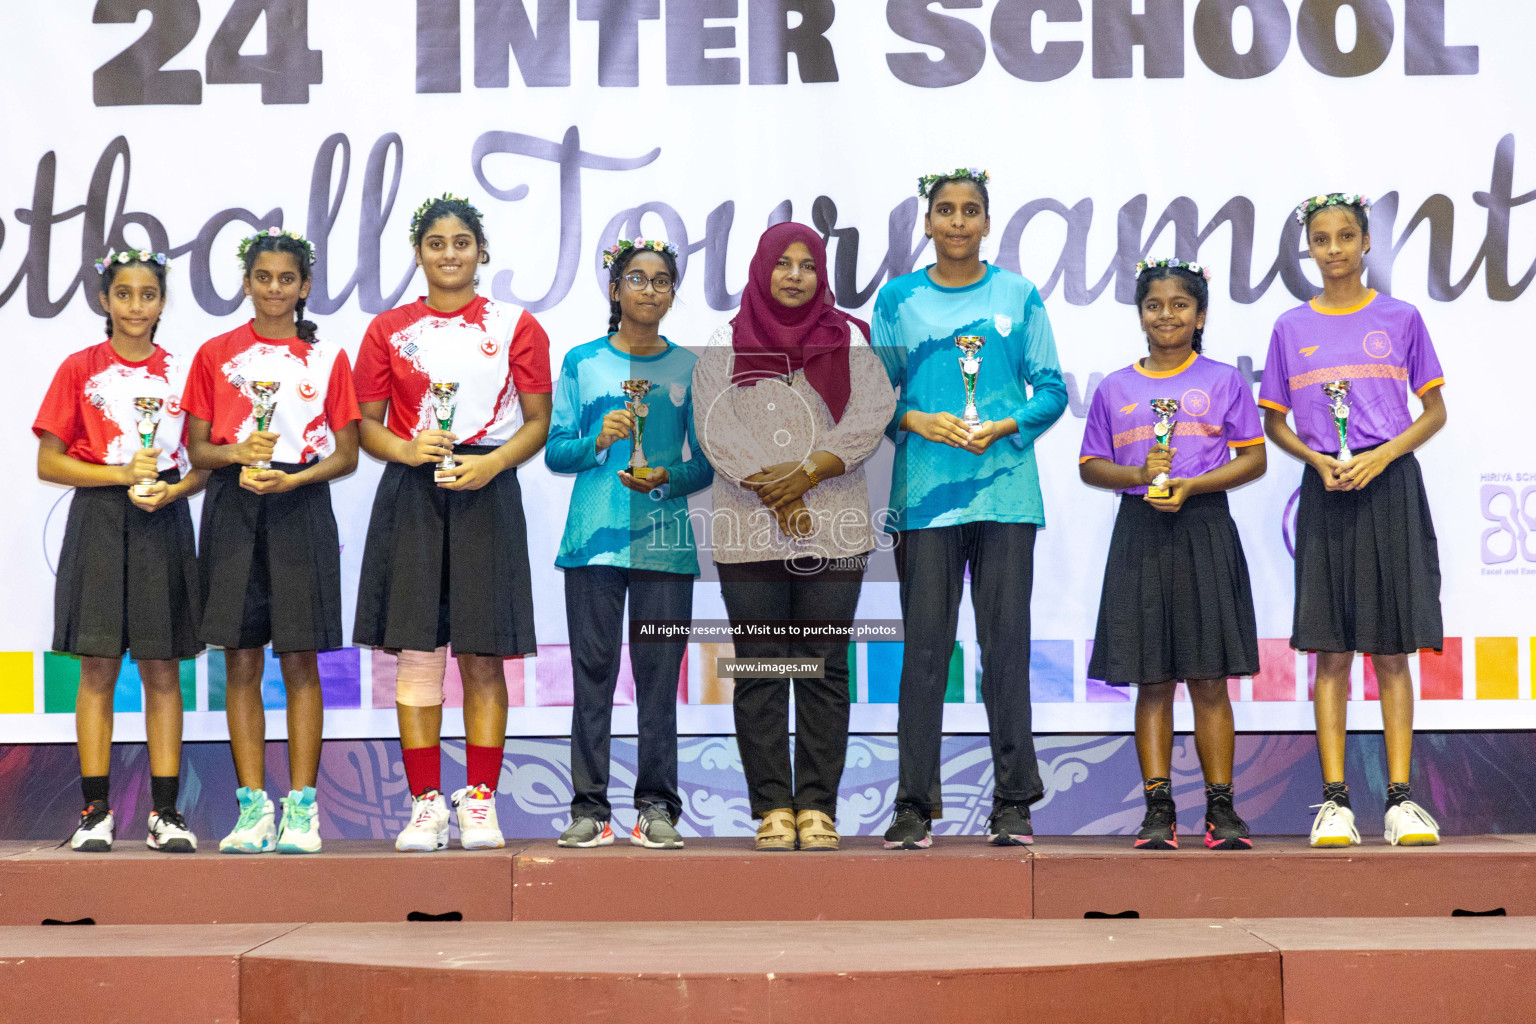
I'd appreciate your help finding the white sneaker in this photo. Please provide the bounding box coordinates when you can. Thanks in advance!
[451,785,505,850]
[146,809,198,853]
[1384,800,1440,846]
[219,787,276,854]
[276,787,322,854]
[1309,799,1361,848]
[395,789,450,852]
[71,801,114,852]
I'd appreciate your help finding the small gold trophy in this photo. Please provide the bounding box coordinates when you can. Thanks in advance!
[246,381,281,478]
[1322,380,1353,462]
[1147,398,1180,499]
[132,396,163,498]
[621,379,653,479]
[429,381,461,482]
[955,335,985,428]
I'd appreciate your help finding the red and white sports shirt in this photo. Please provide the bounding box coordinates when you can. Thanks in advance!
[33,340,191,473]
[353,296,552,443]
[182,322,362,464]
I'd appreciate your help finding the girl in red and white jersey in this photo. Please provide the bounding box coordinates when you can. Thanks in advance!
[182,228,361,855]
[34,249,207,854]
[352,195,552,852]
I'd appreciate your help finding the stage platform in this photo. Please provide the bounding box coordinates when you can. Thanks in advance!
[5,917,1534,1023]
[3,835,1532,926]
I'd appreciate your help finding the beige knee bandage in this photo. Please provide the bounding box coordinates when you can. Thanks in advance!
[394,647,448,707]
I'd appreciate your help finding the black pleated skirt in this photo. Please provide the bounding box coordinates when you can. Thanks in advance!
[197,463,344,654]
[353,446,537,656]
[1292,448,1443,655]
[1089,492,1260,686]
[53,471,203,662]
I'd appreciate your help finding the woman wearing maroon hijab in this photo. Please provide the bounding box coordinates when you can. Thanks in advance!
[693,223,895,852]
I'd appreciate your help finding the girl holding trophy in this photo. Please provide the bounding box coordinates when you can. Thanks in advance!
[1260,194,1448,848]
[872,169,1066,850]
[183,228,361,854]
[35,249,205,852]
[546,238,713,850]
[353,194,552,852]
[1079,258,1266,851]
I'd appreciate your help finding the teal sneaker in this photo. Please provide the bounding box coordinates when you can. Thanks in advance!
[276,787,322,854]
[219,787,275,854]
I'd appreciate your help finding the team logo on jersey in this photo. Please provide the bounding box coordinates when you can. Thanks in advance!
[1299,346,1319,357]
[1363,331,1392,358]
[1181,388,1210,417]
[480,337,500,358]
[993,314,1013,337]
[669,382,687,407]
[90,393,107,409]
[164,395,182,417]
[297,379,318,402]
[1120,403,1138,415]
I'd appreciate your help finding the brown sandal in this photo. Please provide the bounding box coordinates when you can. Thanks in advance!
[795,809,839,852]
[755,808,797,852]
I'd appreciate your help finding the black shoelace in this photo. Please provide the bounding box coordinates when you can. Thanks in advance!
[154,809,189,831]
[1140,802,1177,832]
[989,803,1030,826]
[1206,799,1250,836]
[58,801,111,848]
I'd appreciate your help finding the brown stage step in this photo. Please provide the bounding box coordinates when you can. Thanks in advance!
[1031,835,1536,919]
[0,923,296,1024]
[512,836,1033,920]
[0,840,526,925]
[5,836,1533,927]
[1238,917,1536,1024]
[238,919,1282,1024]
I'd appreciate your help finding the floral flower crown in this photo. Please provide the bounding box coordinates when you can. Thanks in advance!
[409,192,484,244]
[602,237,679,269]
[236,226,316,269]
[917,167,990,200]
[1294,193,1371,227]
[1135,257,1213,282]
[93,248,167,275]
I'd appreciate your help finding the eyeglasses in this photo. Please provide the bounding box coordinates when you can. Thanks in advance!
[621,272,674,293]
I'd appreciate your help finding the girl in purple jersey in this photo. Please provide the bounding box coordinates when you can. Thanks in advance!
[1259,193,1447,849]
[1080,259,1266,851]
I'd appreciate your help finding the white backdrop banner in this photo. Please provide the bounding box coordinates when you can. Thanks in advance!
[1,1,1532,742]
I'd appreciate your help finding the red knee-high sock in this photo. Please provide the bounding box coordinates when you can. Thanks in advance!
[465,744,505,790]
[402,745,441,796]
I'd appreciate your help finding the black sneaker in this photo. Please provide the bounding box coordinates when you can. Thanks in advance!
[1204,797,1253,850]
[987,803,1034,846]
[882,806,932,850]
[1133,801,1178,850]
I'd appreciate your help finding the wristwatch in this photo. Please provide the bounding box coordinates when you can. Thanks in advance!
[799,457,822,487]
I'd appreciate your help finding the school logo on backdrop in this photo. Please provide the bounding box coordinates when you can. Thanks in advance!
[1181,389,1210,417]
[993,315,1012,337]
[1364,331,1392,358]
[296,380,318,402]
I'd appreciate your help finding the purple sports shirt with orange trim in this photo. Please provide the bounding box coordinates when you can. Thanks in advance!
[1258,291,1444,454]
[1080,352,1264,496]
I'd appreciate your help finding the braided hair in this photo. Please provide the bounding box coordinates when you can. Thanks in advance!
[1134,263,1209,354]
[99,258,169,342]
[606,246,680,336]
[241,233,318,343]
[411,196,491,264]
